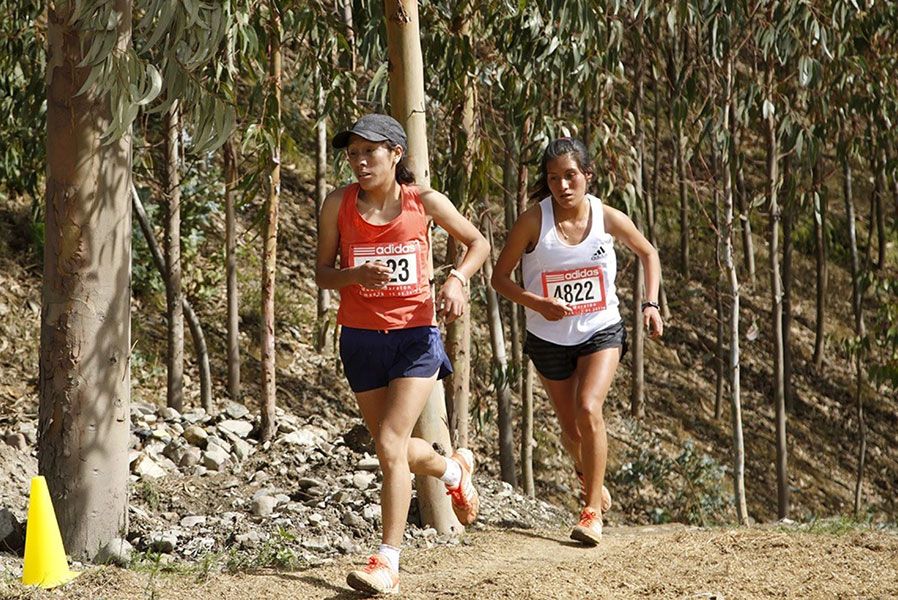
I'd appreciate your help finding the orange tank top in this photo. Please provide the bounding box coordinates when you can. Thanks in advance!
[336,183,435,330]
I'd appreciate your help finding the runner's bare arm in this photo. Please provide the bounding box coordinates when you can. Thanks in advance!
[491,206,573,321]
[603,205,663,337]
[315,188,391,290]
[420,189,490,323]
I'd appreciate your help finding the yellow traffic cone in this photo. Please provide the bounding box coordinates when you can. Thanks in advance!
[21,476,79,589]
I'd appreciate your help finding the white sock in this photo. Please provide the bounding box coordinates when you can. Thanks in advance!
[378,544,400,573]
[440,456,462,488]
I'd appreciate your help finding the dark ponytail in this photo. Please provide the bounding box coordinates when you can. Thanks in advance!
[528,137,594,202]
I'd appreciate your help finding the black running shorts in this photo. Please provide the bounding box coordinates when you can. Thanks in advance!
[524,320,628,381]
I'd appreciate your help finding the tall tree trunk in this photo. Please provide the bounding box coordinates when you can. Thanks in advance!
[521,359,535,496]
[873,145,886,270]
[314,73,331,352]
[675,120,689,278]
[342,0,356,72]
[503,129,522,394]
[812,160,827,369]
[445,240,471,448]
[132,186,212,413]
[165,102,184,411]
[841,135,867,515]
[782,155,794,413]
[712,143,725,420]
[384,0,460,534]
[764,69,788,519]
[483,219,517,487]
[223,138,241,400]
[259,5,282,442]
[733,117,756,286]
[630,39,646,418]
[40,0,132,559]
[724,54,748,525]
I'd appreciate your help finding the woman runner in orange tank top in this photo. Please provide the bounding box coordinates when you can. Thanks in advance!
[316,114,489,596]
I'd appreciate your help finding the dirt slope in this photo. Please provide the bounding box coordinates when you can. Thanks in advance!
[3,525,896,599]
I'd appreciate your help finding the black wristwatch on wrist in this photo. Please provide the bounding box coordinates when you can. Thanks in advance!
[641,301,660,312]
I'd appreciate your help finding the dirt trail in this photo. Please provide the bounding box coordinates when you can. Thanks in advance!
[5,525,896,599]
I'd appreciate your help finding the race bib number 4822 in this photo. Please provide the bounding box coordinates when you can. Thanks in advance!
[541,266,607,315]
[350,240,422,297]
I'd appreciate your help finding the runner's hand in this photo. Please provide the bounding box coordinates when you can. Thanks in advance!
[644,307,663,338]
[537,297,574,321]
[436,276,466,324]
[355,261,392,289]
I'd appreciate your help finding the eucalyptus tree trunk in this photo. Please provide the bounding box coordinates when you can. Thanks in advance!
[724,54,748,525]
[314,73,331,352]
[482,218,517,487]
[503,129,522,394]
[40,0,132,559]
[711,143,724,420]
[811,160,827,369]
[841,135,867,515]
[342,0,356,72]
[764,69,788,519]
[630,38,646,418]
[444,6,475,448]
[165,102,184,411]
[132,186,212,413]
[384,0,460,534]
[514,113,534,397]
[223,138,241,399]
[733,112,756,286]
[873,145,886,270]
[259,5,282,442]
[782,155,795,413]
[675,120,689,278]
[521,360,534,496]
[649,71,671,320]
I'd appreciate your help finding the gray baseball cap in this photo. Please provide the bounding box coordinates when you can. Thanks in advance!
[332,114,408,152]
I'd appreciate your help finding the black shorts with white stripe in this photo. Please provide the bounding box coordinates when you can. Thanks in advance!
[523,320,628,381]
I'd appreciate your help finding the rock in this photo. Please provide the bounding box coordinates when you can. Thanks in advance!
[280,429,323,447]
[218,420,253,439]
[180,515,207,528]
[181,408,208,424]
[362,504,381,522]
[230,437,253,461]
[183,426,208,447]
[202,445,230,471]
[335,536,359,555]
[95,538,133,566]
[252,495,277,517]
[235,530,264,548]
[148,531,178,553]
[132,453,167,479]
[158,407,181,421]
[206,436,231,454]
[343,423,375,454]
[179,447,201,468]
[352,471,376,491]
[301,536,329,551]
[341,512,367,529]
[149,428,172,444]
[308,513,325,524]
[0,508,25,553]
[18,423,37,445]
[356,456,380,472]
[296,477,326,490]
[224,402,250,420]
[4,432,27,452]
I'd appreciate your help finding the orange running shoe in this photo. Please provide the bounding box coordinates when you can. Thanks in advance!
[570,507,603,546]
[576,471,612,512]
[346,555,400,596]
[446,448,480,525]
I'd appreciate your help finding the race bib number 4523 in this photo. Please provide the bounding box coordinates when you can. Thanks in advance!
[350,240,422,297]
[541,266,607,315]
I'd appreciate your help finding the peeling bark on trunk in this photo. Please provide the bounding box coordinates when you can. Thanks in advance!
[40,0,132,559]
[315,75,331,352]
[712,144,724,420]
[630,43,646,418]
[482,219,517,487]
[812,160,827,370]
[165,102,184,412]
[765,70,788,519]
[503,130,522,394]
[782,156,794,413]
[521,359,534,496]
[223,138,241,400]
[724,55,748,525]
[260,6,282,442]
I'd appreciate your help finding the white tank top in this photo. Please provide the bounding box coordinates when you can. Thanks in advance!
[521,195,621,345]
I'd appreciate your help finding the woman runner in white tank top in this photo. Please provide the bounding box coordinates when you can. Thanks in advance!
[492,138,664,546]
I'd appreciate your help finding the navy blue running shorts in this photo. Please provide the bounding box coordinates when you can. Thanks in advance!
[339,326,453,393]
[524,320,628,381]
